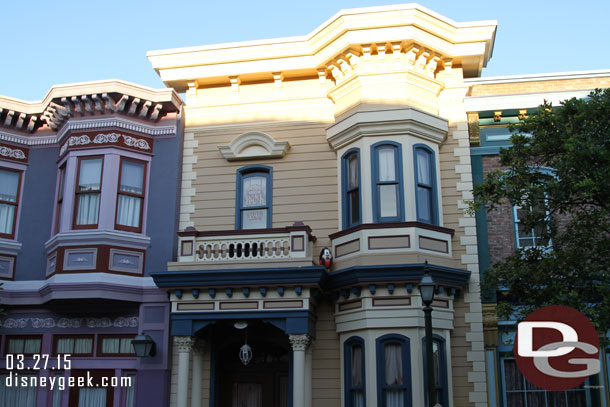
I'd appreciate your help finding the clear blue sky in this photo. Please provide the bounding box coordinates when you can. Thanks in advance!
[2,0,609,101]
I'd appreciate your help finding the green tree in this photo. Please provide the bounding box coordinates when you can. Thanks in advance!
[473,88,610,340]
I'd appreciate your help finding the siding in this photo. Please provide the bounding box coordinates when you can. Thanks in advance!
[312,300,341,406]
[188,123,338,254]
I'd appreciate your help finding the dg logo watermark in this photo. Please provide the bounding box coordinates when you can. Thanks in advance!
[514,305,600,391]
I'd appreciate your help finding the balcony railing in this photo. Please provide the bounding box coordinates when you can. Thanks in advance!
[176,222,316,264]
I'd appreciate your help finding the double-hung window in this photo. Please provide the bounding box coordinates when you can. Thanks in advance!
[502,357,590,406]
[371,142,404,222]
[513,196,550,249]
[422,335,448,407]
[414,145,438,225]
[344,337,365,407]
[116,159,146,232]
[0,168,21,239]
[74,157,103,228]
[342,149,361,229]
[376,334,411,407]
[236,165,272,229]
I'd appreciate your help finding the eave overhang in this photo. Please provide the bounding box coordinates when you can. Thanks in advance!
[151,266,328,288]
[327,263,471,290]
[147,4,497,91]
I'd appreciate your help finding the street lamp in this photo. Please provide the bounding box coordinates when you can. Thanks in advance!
[132,334,156,357]
[418,264,436,407]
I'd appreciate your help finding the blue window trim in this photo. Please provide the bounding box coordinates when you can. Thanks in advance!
[235,165,273,229]
[413,144,439,225]
[376,333,412,407]
[341,148,362,229]
[422,334,449,407]
[344,336,366,407]
[371,141,405,223]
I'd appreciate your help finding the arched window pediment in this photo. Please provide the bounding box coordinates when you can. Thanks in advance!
[218,132,290,161]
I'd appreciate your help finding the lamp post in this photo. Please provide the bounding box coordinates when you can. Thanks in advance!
[418,267,436,407]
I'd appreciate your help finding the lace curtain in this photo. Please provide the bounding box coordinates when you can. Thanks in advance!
[0,374,37,406]
[117,161,144,227]
[351,345,364,407]
[76,159,102,225]
[125,374,136,407]
[57,338,92,354]
[416,149,433,222]
[378,148,396,181]
[78,387,106,407]
[116,195,141,227]
[0,170,19,234]
[384,343,403,407]
[232,383,262,407]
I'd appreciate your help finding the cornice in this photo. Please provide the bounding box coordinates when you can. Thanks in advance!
[326,106,448,150]
[0,79,182,136]
[0,117,177,147]
[148,4,497,91]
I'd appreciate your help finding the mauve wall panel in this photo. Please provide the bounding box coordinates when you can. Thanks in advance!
[15,147,58,281]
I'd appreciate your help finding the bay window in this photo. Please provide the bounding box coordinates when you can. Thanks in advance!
[0,168,21,239]
[376,334,411,407]
[116,159,146,232]
[236,165,273,229]
[342,149,361,229]
[344,337,366,407]
[371,142,404,222]
[74,157,103,228]
[414,145,438,225]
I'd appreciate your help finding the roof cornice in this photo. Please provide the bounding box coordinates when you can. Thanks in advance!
[148,4,497,91]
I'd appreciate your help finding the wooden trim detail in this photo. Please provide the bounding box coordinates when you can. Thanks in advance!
[329,221,454,240]
[335,238,360,258]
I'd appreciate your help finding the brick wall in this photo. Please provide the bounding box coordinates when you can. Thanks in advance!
[481,155,515,264]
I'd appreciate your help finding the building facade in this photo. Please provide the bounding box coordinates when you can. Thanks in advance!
[465,71,610,407]
[148,5,495,407]
[0,80,183,406]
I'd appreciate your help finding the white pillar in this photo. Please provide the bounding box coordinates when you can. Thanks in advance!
[305,343,313,407]
[289,334,310,407]
[175,336,193,407]
[191,341,204,407]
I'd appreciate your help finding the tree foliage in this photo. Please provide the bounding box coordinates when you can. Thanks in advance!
[473,88,610,339]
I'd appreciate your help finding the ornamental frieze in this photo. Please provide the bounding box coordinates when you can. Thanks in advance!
[60,131,152,156]
[0,142,28,162]
[0,316,138,329]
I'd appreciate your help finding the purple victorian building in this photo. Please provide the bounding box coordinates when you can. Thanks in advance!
[0,80,183,407]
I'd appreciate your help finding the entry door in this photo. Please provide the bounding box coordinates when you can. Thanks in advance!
[232,382,262,407]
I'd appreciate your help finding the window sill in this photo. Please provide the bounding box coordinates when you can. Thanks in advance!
[45,230,150,253]
[0,238,22,256]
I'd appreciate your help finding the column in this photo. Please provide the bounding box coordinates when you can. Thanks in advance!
[305,343,313,407]
[289,334,310,407]
[191,340,205,407]
[175,336,193,407]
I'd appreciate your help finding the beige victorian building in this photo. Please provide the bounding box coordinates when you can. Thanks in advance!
[149,5,496,407]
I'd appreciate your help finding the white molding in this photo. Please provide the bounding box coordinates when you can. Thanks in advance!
[0,239,22,256]
[465,90,592,112]
[465,69,610,85]
[326,107,448,151]
[218,131,290,161]
[45,230,151,253]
